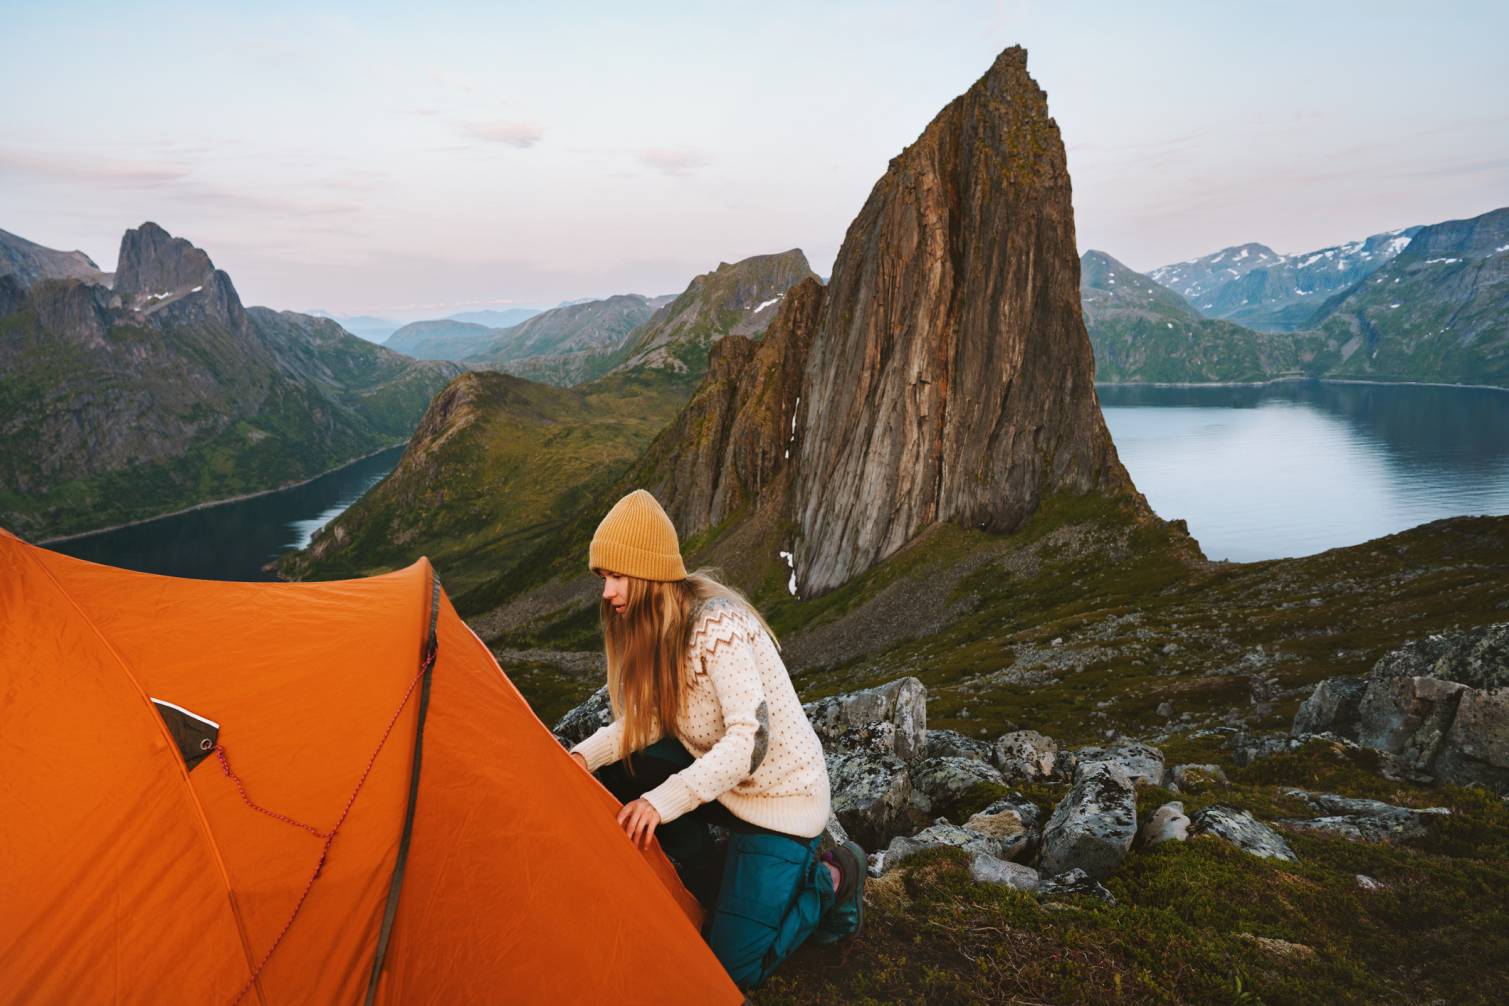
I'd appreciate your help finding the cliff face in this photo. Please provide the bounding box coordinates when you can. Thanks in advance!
[789,47,1138,595]
[627,276,825,538]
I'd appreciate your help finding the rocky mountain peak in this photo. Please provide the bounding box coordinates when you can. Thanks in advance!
[789,45,1139,595]
[611,248,817,376]
[0,227,109,290]
[114,222,215,299]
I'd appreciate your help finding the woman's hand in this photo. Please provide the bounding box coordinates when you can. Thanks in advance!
[569,751,588,772]
[616,798,661,850]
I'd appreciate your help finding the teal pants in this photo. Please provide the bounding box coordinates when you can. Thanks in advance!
[596,737,835,989]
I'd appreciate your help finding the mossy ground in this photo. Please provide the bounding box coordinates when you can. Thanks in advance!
[496,491,1509,1004]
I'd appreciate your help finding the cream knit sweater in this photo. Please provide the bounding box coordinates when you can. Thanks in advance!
[571,597,832,839]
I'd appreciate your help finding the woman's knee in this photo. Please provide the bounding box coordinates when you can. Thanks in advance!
[705,832,825,988]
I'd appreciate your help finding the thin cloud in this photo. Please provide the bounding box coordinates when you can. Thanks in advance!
[0,148,188,186]
[638,147,709,177]
[462,121,545,148]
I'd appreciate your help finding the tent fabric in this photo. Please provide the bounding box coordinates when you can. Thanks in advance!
[0,528,742,1005]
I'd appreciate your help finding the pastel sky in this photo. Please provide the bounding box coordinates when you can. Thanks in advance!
[3,1,1505,320]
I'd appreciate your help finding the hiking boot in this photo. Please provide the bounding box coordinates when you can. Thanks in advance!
[811,840,866,944]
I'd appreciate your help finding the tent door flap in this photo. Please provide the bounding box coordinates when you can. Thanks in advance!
[151,698,220,770]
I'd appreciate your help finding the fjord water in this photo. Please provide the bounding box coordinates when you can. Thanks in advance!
[1098,381,1509,561]
[47,445,404,581]
[39,382,1509,580]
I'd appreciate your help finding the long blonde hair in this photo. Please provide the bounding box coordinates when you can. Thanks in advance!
[600,567,778,769]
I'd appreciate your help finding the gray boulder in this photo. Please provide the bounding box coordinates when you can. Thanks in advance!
[1292,676,1367,738]
[910,755,1006,811]
[925,728,994,763]
[552,686,613,746]
[826,750,914,851]
[1141,801,1190,846]
[1351,623,1509,793]
[1190,805,1296,861]
[967,853,1040,892]
[1359,674,1467,769]
[1038,762,1138,881]
[804,677,928,761]
[1274,788,1450,843]
[993,730,1061,781]
[1074,740,1165,786]
[1037,868,1116,905]
[1434,685,1509,792]
[884,821,1006,869]
[1370,623,1509,689]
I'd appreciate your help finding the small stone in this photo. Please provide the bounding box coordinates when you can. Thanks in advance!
[1141,801,1190,846]
[1037,867,1116,904]
[1236,933,1316,960]
[967,853,1039,891]
[964,805,1032,861]
[1157,701,1174,718]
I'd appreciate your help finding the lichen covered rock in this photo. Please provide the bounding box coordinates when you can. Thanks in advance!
[1039,761,1138,880]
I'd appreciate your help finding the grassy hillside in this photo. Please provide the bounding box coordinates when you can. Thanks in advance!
[276,366,697,597]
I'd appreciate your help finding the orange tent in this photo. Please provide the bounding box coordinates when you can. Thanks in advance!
[0,529,742,1005]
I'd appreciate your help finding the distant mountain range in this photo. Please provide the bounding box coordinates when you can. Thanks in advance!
[1086,205,1509,388]
[379,251,814,390]
[0,223,461,539]
[1147,227,1423,333]
[465,293,676,386]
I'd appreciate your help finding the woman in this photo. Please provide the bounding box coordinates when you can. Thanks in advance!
[567,489,865,989]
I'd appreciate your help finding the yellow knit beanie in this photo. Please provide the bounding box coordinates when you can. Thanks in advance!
[589,489,687,581]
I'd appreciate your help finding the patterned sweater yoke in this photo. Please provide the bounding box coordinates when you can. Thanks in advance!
[571,597,832,839]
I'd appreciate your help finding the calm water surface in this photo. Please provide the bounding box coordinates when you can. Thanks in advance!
[1098,382,1509,561]
[39,382,1509,579]
[48,445,404,580]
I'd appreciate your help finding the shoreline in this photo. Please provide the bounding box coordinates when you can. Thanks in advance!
[37,442,408,546]
[1095,376,1509,393]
